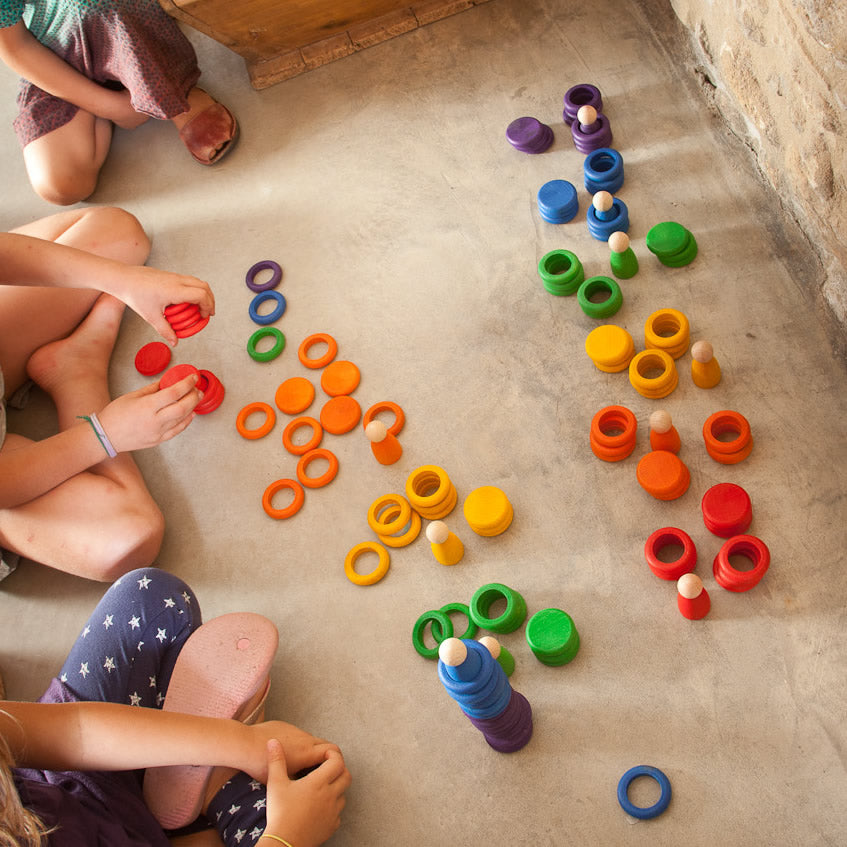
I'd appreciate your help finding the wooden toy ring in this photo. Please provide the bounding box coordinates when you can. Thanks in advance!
[367,494,412,537]
[282,416,323,455]
[432,602,478,642]
[262,478,305,520]
[164,302,195,317]
[175,316,210,338]
[703,410,751,455]
[246,259,282,292]
[249,290,287,326]
[644,308,690,358]
[362,401,405,436]
[412,609,454,658]
[617,766,672,820]
[296,448,339,489]
[406,465,451,509]
[470,583,527,634]
[247,327,286,362]
[644,527,697,580]
[236,402,276,439]
[376,505,421,548]
[591,405,637,449]
[298,333,338,369]
[713,534,770,592]
[344,541,390,586]
[167,309,202,330]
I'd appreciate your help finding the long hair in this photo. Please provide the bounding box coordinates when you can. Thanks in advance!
[0,717,49,847]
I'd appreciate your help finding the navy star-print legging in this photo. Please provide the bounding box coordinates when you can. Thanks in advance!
[50,567,269,845]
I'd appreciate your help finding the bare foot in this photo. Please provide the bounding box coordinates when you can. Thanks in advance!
[26,293,126,406]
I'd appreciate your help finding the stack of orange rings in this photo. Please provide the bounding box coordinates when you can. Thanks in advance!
[298,333,338,369]
[644,527,697,580]
[344,541,390,586]
[590,405,637,461]
[363,401,405,436]
[262,478,305,519]
[644,308,690,359]
[405,465,457,519]
[703,410,753,464]
[366,494,421,547]
[236,402,276,440]
[282,416,323,455]
[712,534,770,591]
[629,349,679,399]
[296,448,339,489]
[636,450,691,500]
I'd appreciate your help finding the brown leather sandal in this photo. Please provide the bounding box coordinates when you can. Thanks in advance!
[178,95,239,165]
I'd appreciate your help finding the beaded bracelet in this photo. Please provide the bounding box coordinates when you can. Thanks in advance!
[77,413,118,458]
[260,835,294,847]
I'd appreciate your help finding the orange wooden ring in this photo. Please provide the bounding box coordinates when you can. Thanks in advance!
[262,478,305,519]
[320,395,361,435]
[275,377,315,415]
[298,333,338,369]
[296,448,339,489]
[703,410,752,456]
[320,360,361,396]
[363,401,406,436]
[236,402,276,440]
[282,416,323,455]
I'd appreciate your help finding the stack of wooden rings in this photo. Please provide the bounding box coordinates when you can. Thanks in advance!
[463,486,514,536]
[703,410,753,463]
[712,535,770,591]
[585,325,635,373]
[367,493,421,548]
[538,249,584,296]
[405,465,457,520]
[160,363,224,415]
[644,308,690,359]
[469,583,527,634]
[629,349,679,399]
[643,527,697,580]
[589,405,637,462]
[164,302,209,338]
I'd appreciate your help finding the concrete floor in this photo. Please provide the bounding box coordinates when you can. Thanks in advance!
[2,0,846,844]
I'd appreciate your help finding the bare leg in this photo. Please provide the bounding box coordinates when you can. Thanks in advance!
[22,108,113,205]
[0,294,164,579]
[0,205,151,396]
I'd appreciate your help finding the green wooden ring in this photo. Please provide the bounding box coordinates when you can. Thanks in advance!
[469,583,528,634]
[577,275,623,318]
[247,327,286,362]
[412,609,454,658]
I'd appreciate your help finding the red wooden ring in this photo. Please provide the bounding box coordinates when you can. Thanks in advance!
[712,534,770,592]
[159,363,200,389]
[644,527,697,580]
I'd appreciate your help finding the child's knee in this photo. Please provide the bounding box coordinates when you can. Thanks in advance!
[91,504,166,581]
[87,206,152,264]
[30,169,98,207]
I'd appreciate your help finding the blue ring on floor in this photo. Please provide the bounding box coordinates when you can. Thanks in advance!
[249,290,287,325]
[617,765,672,819]
[246,259,282,292]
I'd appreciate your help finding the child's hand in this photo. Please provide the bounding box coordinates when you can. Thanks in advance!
[263,740,351,847]
[244,721,341,783]
[108,265,215,346]
[96,373,202,453]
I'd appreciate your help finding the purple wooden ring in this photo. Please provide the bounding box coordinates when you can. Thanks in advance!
[246,260,282,293]
[563,83,603,125]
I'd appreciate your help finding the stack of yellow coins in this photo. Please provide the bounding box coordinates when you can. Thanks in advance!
[463,486,514,537]
[366,493,421,548]
[584,324,635,373]
[644,308,690,359]
[405,465,457,519]
[629,349,679,399]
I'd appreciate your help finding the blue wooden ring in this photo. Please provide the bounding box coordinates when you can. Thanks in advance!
[249,290,287,325]
[617,765,672,819]
[245,259,282,292]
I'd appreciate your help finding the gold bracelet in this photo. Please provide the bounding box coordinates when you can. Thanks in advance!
[260,835,294,847]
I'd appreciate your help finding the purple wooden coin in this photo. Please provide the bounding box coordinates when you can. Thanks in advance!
[506,116,554,154]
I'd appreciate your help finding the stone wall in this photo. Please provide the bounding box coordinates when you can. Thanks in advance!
[635,0,846,355]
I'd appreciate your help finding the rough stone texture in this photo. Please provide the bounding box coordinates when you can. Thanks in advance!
[638,0,847,356]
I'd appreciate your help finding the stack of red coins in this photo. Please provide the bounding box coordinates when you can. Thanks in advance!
[159,363,224,415]
[164,303,209,338]
[701,483,753,537]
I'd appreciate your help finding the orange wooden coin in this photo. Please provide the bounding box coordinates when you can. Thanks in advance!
[275,377,315,415]
[636,450,691,501]
[320,395,361,435]
[320,360,361,396]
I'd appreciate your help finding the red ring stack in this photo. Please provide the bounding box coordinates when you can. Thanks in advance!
[164,302,209,339]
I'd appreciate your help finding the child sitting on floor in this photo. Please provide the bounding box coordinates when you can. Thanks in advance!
[0,0,238,205]
[0,567,351,846]
[0,205,214,581]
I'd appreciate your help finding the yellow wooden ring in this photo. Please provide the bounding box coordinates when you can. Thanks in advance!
[366,494,411,536]
[377,507,422,548]
[344,542,390,586]
[406,465,452,510]
[644,308,690,359]
[629,349,678,399]
[412,482,457,519]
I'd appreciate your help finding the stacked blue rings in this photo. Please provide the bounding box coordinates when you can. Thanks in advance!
[587,197,629,240]
[584,148,624,194]
[249,290,287,325]
[537,180,579,224]
[438,639,512,719]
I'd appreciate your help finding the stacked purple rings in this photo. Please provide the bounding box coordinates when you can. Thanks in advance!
[563,83,603,125]
[506,116,554,154]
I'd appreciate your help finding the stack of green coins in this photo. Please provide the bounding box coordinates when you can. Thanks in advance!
[525,608,580,666]
[537,249,585,296]
[645,221,698,267]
